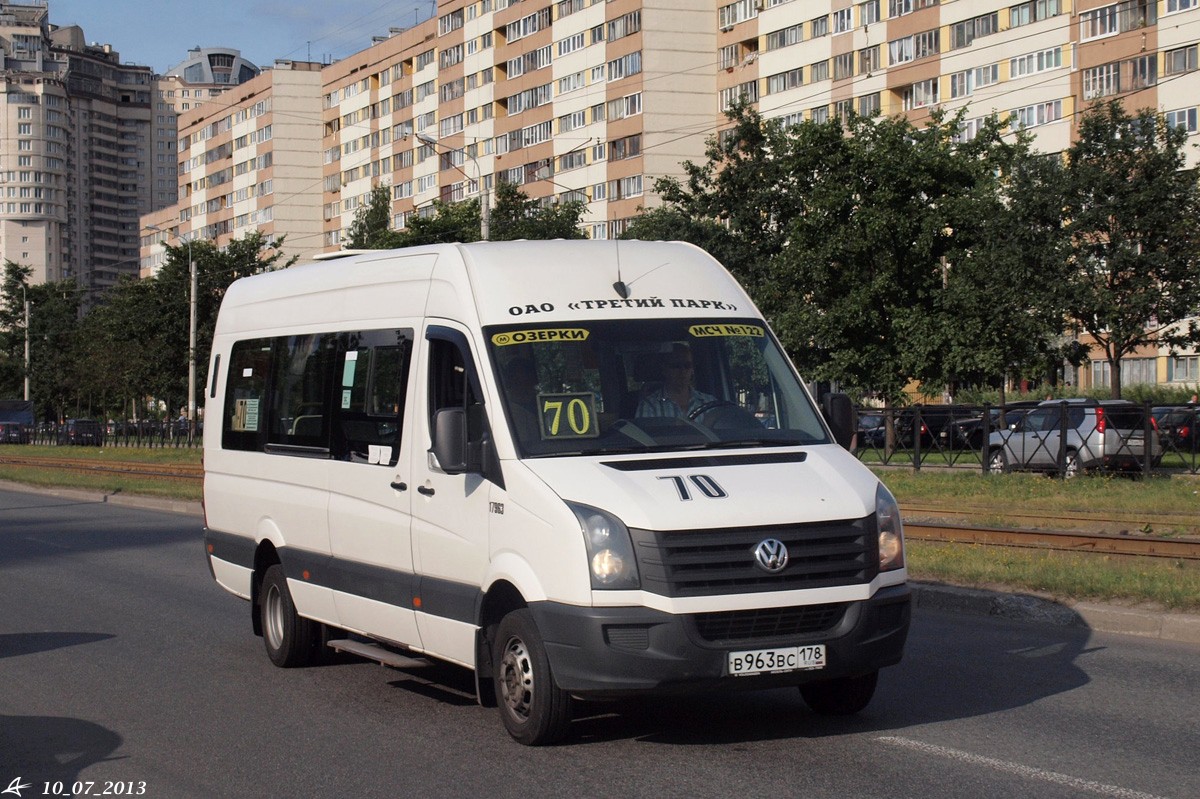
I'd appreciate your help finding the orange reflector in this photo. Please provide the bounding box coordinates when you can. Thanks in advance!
[206,544,214,554]
[413,596,422,608]
[302,570,311,580]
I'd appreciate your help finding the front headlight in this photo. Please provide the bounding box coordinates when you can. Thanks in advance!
[876,482,905,572]
[566,501,641,590]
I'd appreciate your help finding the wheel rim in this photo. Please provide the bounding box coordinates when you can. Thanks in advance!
[499,635,535,721]
[1064,454,1078,478]
[264,582,285,651]
[989,452,1004,472]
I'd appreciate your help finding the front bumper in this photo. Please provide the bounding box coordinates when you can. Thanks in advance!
[530,583,911,697]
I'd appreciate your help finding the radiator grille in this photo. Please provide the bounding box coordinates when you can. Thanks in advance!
[630,516,875,598]
[691,603,847,644]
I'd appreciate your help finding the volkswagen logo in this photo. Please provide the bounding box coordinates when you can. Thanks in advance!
[753,539,789,573]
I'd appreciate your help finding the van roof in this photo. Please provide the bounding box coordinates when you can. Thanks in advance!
[217,240,758,334]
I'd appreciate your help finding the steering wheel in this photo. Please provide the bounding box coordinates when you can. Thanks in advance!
[687,399,739,421]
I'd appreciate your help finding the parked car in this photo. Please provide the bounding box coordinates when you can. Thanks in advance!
[57,418,104,446]
[856,412,886,448]
[1154,406,1199,454]
[897,405,967,451]
[951,401,1042,451]
[986,399,1158,477]
[0,421,28,443]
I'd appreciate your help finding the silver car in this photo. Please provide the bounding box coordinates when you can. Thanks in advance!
[987,399,1158,478]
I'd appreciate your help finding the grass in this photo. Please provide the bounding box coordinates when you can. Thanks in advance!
[909,541,1200,611]
[877,467,1200,523]
[2,445,1198,610]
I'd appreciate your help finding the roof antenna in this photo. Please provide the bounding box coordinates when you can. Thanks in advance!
[612,239,630,298]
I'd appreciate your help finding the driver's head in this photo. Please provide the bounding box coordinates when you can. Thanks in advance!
[662,343,694,392]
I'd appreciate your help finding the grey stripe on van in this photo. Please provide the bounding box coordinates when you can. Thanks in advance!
[204,529,477,625]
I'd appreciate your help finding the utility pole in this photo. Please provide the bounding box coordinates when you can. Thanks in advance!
[23,289,30,402]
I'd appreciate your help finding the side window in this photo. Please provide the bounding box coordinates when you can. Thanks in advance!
[333,329,413,465]
[429,337,471,424]
[267,333,337,450]
[222,338,271,451]
[427,331,488,455]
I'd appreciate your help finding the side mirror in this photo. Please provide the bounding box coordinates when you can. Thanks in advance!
[432,407,474,474]
[822,392,855,450]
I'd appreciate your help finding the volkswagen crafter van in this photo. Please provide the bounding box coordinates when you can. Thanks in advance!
[202,240,910,745]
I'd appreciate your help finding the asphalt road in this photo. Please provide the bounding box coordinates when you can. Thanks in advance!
[1,486,1197,799]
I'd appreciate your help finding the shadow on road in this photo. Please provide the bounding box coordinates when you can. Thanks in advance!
[0,714,124,784]
[0,632,116,660]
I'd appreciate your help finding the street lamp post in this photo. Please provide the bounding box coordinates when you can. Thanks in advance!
[22,287,30,402]
[144,224,197,436]
[416,132,489,240]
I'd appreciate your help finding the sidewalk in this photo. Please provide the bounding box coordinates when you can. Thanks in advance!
[4,479,1198,646]
[913,581,1200,645]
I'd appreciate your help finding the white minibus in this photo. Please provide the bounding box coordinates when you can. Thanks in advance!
[202,240,909,745]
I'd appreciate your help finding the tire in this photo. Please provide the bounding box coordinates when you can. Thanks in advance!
[987,448,1007,474]
[799,670,878,716]
[1063,450,1079,480]
[260,564,319,668]
[492,609,572,745]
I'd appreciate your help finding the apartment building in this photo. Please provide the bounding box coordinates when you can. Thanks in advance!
[143,59,325,273]
[1,2,156,292]
[144,0,1199,387]
[150,49,262,210]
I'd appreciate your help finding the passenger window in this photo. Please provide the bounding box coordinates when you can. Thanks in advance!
[222,338,271,451]
[267,334,337,450]
[334,330,413,465]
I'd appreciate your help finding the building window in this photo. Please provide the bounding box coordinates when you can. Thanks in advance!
[949,13,998,49]
[1165,45,1198,76]
[903,78,939,110]
[1165,107,1198,132]
[1080,4,1118,39]
[1083,63,1120,100]
[1010,0,1060,27]
[767,68,804,94]
[833,53,854,80]
[766,24,803,51]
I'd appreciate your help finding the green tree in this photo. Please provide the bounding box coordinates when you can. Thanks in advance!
[488,181,587,240]
[1055,100,1200,398]
[0,261,34,398]
[389,181,588,246]
[347,184,396,249]
[626,100,818,301]
[934,128,1079,399]
[150,231,296,416]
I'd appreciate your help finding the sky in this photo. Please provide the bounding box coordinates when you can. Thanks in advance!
[46,0,435,74]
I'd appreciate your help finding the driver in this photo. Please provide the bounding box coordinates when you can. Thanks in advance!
[636,342,716,419]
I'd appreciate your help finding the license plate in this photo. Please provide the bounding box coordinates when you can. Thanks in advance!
[728,645,826,676]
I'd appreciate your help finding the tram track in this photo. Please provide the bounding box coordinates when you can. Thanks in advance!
[3,454,1198,560]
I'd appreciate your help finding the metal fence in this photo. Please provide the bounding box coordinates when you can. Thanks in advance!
[854,401,1200,477]
[4,403,1198,477]
[5,421,202,449]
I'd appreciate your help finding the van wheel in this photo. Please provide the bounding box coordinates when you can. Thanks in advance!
[799,670,878,716]
[987,448,1007,474]
[493,609,572,745]
[261,564,319,668]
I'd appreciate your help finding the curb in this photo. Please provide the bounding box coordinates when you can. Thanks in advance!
[0,478,203,518]
[913,581,1200,645]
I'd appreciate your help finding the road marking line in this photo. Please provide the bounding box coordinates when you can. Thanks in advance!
[877,736,1170,799]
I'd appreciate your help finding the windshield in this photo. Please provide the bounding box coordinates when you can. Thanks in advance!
[484,318,830,457]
